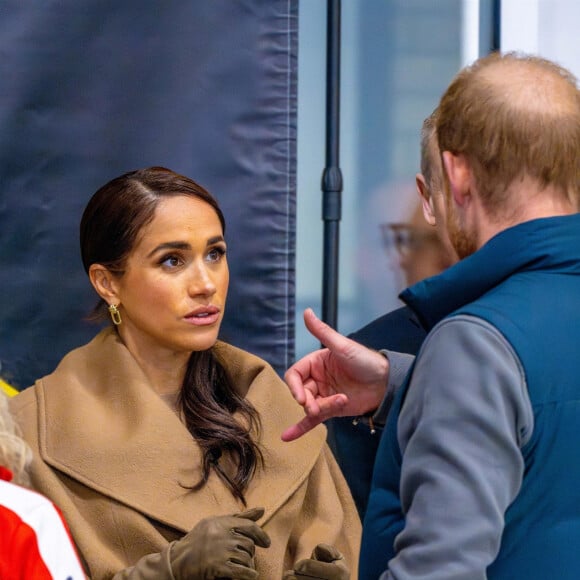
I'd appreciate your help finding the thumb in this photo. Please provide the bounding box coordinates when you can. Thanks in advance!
[234,507,265,521]
[232,507,271,549]
[312,543,343,563]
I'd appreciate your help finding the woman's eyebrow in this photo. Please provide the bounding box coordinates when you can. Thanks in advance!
[147,241,191,258]
[147,236,225,258]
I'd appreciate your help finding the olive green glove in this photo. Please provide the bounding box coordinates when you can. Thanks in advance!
[113,507,270,580]
[283,544,350,580]
[170,507,271,579]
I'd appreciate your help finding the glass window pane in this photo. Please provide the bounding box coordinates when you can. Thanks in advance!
[296,0,464,358]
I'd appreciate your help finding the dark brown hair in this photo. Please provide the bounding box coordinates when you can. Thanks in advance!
[80,166,262,503]
[437,52,580,217]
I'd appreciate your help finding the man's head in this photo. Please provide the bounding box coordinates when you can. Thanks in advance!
[436,52,580,257]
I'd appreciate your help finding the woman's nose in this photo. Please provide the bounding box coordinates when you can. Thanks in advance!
[187,263,216,296]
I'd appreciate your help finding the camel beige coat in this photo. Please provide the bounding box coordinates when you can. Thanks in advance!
[10,329,361,579]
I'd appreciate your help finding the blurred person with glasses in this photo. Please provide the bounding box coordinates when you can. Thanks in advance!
[380,202,452,290]
[353,110,457,351]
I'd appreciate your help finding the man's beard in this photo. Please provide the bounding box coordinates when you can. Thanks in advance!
[446,199,478,260]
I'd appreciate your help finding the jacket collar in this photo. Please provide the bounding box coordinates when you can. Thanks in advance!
[36,328,326,532]
[401,214,580,331]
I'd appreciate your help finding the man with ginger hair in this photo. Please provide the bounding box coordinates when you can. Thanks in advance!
[282,52,580,579]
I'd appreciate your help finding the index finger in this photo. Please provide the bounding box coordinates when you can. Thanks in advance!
[231,520,271,549]
[281,393,348,442]
[281,415,322,442]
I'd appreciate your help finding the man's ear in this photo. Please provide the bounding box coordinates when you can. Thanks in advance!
[416,173,436,226]
[442,151,471,206]
[89,264,119,304]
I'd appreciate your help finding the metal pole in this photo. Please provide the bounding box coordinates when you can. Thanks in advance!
[480,0,501,55]
[491,0,501,52]
[321,0,342,329]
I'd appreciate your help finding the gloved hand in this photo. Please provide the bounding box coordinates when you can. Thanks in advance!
[169,506,271,579]
[283,544,350,580]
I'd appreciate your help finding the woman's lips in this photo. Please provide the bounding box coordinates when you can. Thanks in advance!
[184,307,220,326]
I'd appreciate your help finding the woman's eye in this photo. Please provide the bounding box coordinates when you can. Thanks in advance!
[160,255,183,269]
[207,247,226,263]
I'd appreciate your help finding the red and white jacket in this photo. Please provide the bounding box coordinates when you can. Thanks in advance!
[0,467,85,579]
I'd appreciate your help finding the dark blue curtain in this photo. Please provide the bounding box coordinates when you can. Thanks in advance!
[0,0,297,389]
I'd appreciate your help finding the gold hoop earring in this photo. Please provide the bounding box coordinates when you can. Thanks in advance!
[108,304,122,326]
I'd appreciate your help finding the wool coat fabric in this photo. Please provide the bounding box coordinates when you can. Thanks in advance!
[10,328,361,579]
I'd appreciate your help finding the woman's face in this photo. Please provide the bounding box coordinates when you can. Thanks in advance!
[112,195,229,359]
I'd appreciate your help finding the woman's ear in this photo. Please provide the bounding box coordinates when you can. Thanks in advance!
[89,264,119,304]
[416,173,436,226]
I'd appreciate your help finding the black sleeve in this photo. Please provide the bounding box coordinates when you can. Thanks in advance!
[347,306,427,354]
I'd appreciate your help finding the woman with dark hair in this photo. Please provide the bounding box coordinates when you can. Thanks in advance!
[9,167,360,579]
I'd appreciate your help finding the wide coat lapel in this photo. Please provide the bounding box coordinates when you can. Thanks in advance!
[36,328,325,532]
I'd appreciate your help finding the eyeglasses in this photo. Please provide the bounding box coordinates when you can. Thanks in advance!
[379,223,438,258]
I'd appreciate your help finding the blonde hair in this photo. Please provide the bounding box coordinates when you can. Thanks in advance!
[437,52,580,216]
[0,391,32,487]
